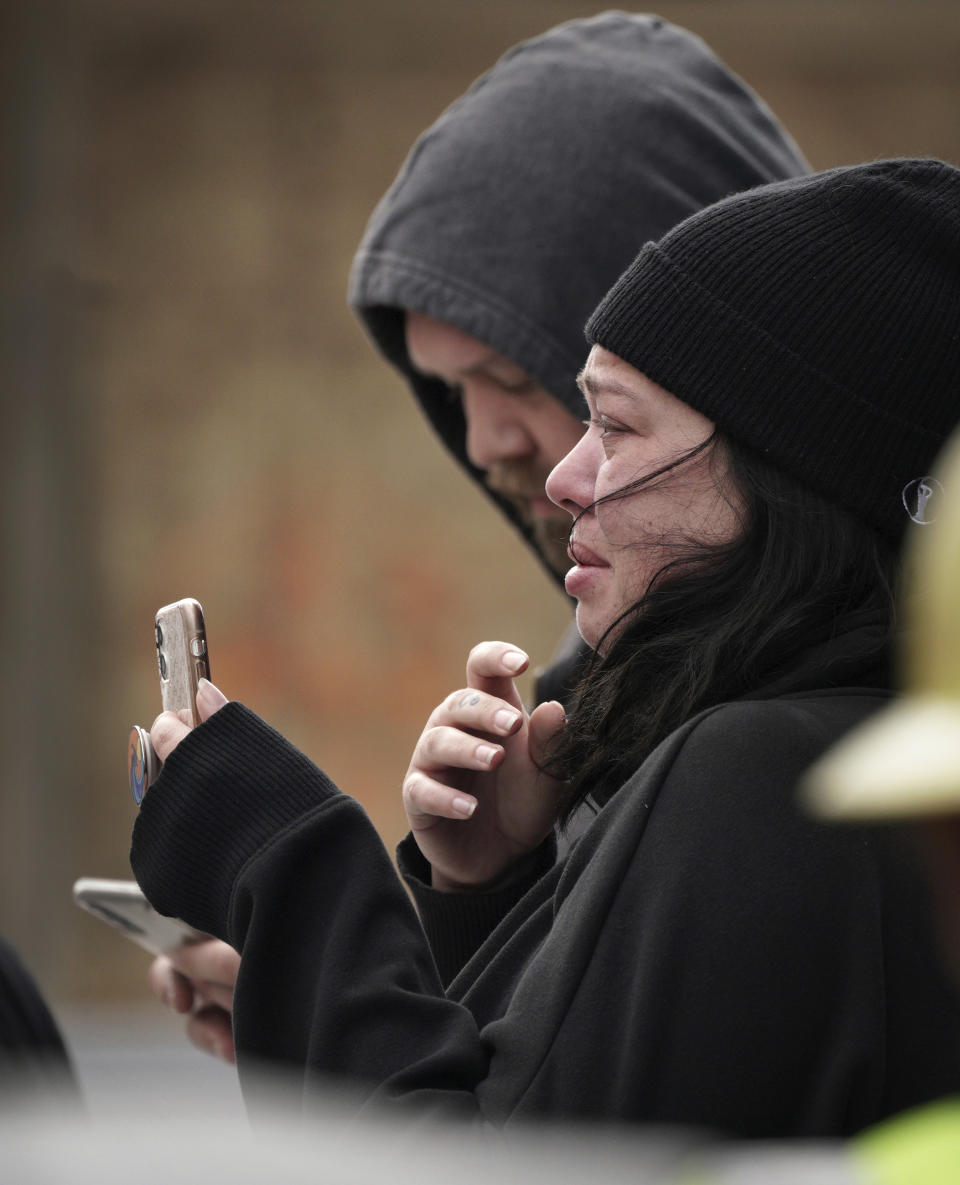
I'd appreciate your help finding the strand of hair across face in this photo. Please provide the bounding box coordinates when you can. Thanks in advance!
[549,437,897,821]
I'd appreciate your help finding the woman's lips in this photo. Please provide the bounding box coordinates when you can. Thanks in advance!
[564,538,609,598]
[567,538,609,569]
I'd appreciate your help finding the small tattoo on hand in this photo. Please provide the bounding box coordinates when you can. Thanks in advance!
[460,693,481,708]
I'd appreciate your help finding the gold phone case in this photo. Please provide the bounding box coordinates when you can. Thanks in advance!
[155,597,209,728]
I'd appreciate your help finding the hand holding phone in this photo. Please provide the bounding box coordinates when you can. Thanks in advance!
[129,597,210,803]
[72,877,206,956]
[149,939,240,1064]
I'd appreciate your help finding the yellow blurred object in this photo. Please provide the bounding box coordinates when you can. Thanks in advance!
[804,427,960,819]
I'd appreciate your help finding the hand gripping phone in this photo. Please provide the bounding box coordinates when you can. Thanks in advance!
[128,597,210,803]
[72,877,206,956]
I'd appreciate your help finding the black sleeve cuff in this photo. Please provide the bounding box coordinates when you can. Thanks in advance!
[396,833,556,986]
[131,702,341,939]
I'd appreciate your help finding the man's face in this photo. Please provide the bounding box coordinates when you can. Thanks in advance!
[405,311,584,576]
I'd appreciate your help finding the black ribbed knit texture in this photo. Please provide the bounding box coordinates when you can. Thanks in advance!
[396,832,557,987]
[131,702,343,939]
[586,158,960,538]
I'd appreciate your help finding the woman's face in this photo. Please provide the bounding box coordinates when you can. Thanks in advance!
[545,347,742,650]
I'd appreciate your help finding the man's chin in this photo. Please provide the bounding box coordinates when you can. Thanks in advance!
[487,481,570,578]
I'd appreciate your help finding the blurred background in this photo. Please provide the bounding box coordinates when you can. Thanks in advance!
[2,0,959,1093]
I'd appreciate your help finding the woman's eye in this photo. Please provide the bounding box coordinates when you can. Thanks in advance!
[587,416,623,439]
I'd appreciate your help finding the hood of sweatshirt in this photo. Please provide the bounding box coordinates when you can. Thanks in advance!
[348,12,810,583]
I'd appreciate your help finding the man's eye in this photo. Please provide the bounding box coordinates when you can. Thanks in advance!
[498,378,537,396]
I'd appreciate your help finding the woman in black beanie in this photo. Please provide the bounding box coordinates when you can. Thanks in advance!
[132,159,960,1138]
[545,156,960,822]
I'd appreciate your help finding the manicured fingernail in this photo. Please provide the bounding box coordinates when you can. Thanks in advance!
[476,744,499,766]
[502,650,527,672]
[197,678,227,709]
[494,709,520,733]
[452,797,476,818]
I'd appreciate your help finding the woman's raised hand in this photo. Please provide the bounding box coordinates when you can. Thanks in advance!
[403,642,566,890]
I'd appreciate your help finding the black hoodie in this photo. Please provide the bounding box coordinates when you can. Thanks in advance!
[349,13,811,589]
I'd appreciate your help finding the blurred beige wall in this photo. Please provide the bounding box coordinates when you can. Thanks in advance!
[3,0,960,1005]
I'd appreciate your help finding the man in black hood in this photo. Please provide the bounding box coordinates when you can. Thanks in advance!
[147,11,811,1060]
[349,11,810,698]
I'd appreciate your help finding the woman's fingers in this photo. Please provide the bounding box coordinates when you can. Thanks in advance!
[402,769,481,827]
[150,711,192,762]
[148,681,230,765]
[464,642,529,705]
[185,1004,236,1064]
[148,955,195,1014]
[196,678,229,722]
[187,978,235,1015]
[168,939,240,1005]
[427,687,523,738]
[418,718,510,769]
[402,643,538,853]
[527,699,567,771]
[404,719,512,824]
[149,942,238,1064]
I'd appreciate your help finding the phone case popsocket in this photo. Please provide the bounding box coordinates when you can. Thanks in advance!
[128,724,158,805]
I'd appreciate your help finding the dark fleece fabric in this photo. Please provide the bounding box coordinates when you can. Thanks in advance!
[348,12,810,584]
[0,938,77,1101]
[130,612,960,1137]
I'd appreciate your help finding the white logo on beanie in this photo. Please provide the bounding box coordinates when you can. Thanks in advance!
[902,476,944,525]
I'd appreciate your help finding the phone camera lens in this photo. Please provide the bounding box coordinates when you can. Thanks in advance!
[155,625,163,647]
[158,652,167,678]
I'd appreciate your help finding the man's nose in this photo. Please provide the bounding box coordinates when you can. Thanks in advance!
[462,385,533,469]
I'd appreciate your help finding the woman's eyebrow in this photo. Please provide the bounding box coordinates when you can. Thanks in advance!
[576,369,636,401]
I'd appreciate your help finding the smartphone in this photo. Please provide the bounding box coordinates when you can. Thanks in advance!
[72,877,206,956]
[129,597,210,803]
[155,597,209,726]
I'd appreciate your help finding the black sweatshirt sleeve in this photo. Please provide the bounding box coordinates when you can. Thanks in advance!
[396,832,555,986]
[131,703,491,1118]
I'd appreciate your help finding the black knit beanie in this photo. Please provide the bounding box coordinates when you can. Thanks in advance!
[585,158,960,540]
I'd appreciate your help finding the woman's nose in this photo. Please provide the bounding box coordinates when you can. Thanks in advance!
[545,428,597,516]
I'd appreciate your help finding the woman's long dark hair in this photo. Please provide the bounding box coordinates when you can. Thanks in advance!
[549,436,898,823]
